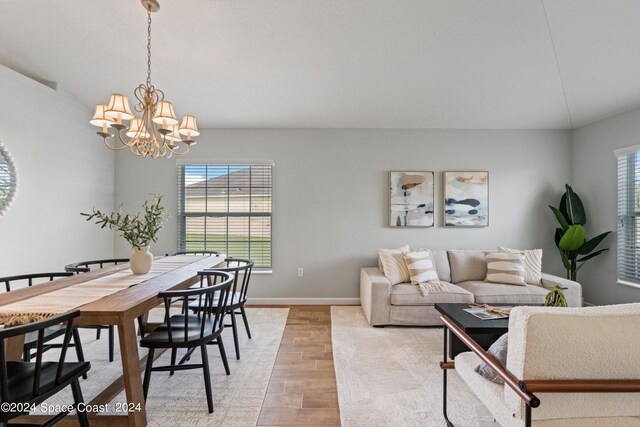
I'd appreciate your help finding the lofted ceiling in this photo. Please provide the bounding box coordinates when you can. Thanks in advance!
[0,0,639,129]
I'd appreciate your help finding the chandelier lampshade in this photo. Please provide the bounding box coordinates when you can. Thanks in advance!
[90,0,198,158]
[179,115,199,141]
[105,94,134,122]
[90,104,114,128]
[152,100,178,127]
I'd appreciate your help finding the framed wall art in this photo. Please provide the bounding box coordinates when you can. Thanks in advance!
[389,171,434,227]
[443,171,489,227]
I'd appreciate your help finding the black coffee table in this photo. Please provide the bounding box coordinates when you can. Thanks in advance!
[435,303,511,359]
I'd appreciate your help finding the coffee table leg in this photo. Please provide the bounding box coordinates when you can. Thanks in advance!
[442,326,454,427]
[119,318,147,426]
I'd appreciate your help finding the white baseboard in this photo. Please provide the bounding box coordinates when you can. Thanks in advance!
[247,297,360,305]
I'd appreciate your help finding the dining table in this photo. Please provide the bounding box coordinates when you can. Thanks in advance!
[0,254,226,427]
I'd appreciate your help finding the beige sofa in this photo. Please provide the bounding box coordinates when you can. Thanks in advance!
[453,304,640,426]
[360,250,582,326]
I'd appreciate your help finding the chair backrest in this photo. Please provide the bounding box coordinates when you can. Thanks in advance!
[505,303,640,421]
[0,272,73,293]
[64,258,129,274]
[0,311,80,406]
[166,251,220,256]
[204,258,254,303]
[159,270,233,343]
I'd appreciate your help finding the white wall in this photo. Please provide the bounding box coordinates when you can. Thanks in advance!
[115,128,571,301]
[0,64,114,277]
[572,107,640,305]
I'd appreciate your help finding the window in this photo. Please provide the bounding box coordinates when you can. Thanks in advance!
[616,146,640,287]
[178,163,272,270]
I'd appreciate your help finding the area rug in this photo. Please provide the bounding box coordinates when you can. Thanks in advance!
[37,307,289,427]
[331,306,496,427]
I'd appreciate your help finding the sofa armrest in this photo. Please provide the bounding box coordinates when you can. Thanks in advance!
[360,268,392,326]
[540,273,583,307]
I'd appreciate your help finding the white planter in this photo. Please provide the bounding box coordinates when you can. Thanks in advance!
[130,246,153,274]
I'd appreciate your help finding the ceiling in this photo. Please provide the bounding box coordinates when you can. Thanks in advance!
[1,0,639,129]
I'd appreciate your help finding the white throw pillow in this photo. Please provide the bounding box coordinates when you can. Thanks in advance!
[378,245,410,284]
[403,250,439,284]
[498,246,543,285]
[485,253,526,286]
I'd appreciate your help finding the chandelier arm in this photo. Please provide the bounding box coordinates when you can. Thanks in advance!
[103,135,130,151]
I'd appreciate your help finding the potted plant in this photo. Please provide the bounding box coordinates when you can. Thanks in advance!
[549,184,611,282]
[82,194,167,274]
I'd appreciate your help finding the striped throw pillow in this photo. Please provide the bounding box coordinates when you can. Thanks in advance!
[403,251,439,285]
[485,253,526,286]
[378,246,410,284]
[498,247,542,285]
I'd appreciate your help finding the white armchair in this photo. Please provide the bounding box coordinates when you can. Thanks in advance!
[442,304,640,426]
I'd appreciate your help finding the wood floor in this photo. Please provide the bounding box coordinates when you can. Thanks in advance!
[256,305,341,426]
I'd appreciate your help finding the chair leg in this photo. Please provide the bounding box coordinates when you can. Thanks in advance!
[170,348,177,376]
[137,316,145,338]
[72,328,88,380]
[240,306,252,339]
[231,311,240,360]
[96,328,101,340]
[71,379,89,427]
[108,326,115,362]
[143,348,155,401]
[200,344,214,413]
[217,338,230,375]
[23,347,31,362]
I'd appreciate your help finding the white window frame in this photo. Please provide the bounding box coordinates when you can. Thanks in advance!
[614,145,640,289]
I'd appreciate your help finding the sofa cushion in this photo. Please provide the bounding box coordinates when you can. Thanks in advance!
[485,253,526,286]
[403,250,439,284]
[422,249,451,282]
[498,246,543,285]
[448,250,489,283]
[378,245,410,284]
[456,281,548,305]
[390,281,474,306]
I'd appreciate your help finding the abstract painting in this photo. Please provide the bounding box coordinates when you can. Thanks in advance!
[389,171,434,227]
[443,171,489,227]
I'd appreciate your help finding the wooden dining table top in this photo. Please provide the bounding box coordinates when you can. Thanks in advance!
[0,254,227,325]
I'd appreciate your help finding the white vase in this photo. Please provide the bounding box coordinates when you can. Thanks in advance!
[130,246,153,274]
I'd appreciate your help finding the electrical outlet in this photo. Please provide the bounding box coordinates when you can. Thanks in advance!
[297,267,304,277]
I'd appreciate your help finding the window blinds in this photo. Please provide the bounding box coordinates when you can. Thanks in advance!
[616,148,640,286]
[178,164,272,269]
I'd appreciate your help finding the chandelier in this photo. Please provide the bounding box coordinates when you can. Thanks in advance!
[90,0,198,158]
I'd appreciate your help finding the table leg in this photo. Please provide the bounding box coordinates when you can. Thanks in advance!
[118,318,147,426]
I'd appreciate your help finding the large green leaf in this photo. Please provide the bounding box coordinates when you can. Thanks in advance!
[549,206,570,231]
[559,224,585,251]
[577,231,612,255]
[577,248,609,263]
[558,248,571,270]
[561,184,586,225]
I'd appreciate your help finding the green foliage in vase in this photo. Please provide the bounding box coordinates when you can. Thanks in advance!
[544,285,568,307]
[549,184,611,282]
[82,194,168,249]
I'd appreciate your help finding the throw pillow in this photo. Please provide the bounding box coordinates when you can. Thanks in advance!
[378,245,410,284]
[485,253,526,286]
[447,250,490,283]
[403,250,439,284]
[498,246,543,285]
[475,333,508,384]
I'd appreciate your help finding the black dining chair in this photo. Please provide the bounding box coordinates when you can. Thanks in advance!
[165,251,220,256]
[140,270,234,414]
[0,273,86,376]
[64,258,129,362]
[0,310,91,426]
[191,258,254,360]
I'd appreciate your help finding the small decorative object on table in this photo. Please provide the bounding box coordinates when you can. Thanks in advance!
[82,194,167,274]
[544,285,568,307]
[465,304,512,320]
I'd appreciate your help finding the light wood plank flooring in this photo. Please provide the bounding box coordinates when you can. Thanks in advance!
[256,305,341,426]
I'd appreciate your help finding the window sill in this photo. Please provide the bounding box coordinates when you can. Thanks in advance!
[616,279,640,289]
[253,270,273,275]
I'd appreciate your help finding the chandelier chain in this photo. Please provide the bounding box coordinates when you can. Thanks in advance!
[146,8,152,86]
